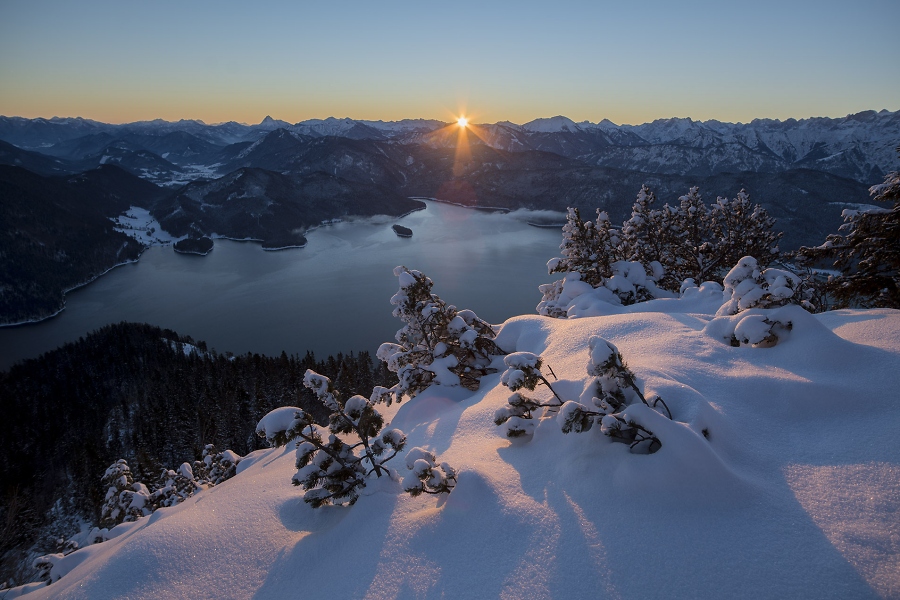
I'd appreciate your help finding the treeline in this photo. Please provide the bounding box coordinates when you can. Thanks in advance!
[0,322,395,582]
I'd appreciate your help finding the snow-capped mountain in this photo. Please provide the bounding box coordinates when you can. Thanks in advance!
[2,110,895,183]
[288,117,448,139]
[607,110,900,181]
[358,118,446,136]
[289,117,387,140]
[256,115,292,131]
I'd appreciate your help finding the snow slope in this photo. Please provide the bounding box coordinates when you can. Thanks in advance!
[13,298,900,599]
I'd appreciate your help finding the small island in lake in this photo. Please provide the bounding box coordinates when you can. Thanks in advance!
[262,234,308,251]
[392,224,413,238]
[173,237,214,255]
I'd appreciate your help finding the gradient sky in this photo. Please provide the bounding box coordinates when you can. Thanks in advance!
[1,0,898,126]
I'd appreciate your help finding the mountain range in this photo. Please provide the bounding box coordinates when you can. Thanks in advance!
[3,110,896,184]
[0,110,896,324]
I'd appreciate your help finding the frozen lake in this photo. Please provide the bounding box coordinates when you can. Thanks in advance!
[0,201,562,369]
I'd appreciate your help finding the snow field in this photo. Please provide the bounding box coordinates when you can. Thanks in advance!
[15,302,900,599]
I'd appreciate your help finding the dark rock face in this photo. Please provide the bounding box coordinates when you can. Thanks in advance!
[392,224,413,237]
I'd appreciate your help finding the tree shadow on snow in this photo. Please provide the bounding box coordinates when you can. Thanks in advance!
[254,489,402,599]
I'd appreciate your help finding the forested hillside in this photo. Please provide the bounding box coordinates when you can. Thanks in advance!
[0,322,395,584]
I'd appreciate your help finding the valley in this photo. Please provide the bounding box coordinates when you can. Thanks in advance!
[0,111,893,328]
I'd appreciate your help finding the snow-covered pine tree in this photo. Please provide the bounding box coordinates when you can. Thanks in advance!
[493,341,667,452]
[98,460,152,529]
[493,352,565,438]
[548,207,604,286]
[377,266,503,402]
[718,256,810,316]
[540,204,666,313]
[710,190,782,273]
[402,447,457,496]
[620,185,681,292]
[149,463,202,509]
[644,187,784,289]
[669,186,715,283]
[557,336,665,452]
[796,158,900,309]
[256,370,406,507]
[547,208,624,287]
[193,444,242,486]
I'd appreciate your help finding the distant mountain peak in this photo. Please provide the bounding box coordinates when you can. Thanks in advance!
[522,115,581,133]
[257,116,291,130]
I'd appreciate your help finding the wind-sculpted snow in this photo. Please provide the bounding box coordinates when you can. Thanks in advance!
[12,302,900,599]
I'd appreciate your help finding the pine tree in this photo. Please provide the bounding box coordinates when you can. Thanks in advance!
[709,190,782,274]
[670,186,715,283]
[494,340,668,453]
[193,444,242,486]
[402,448,457,496]
[796,159,900,308]
[98,460,151,529]
[717,256,810,316]
[256,370,406,507]
[621,185,680,291]
[547,207,623,287]
[377,266,503,402]
[149,463,201,509]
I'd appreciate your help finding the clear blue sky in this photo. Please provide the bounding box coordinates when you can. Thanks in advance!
[1,0,897,125]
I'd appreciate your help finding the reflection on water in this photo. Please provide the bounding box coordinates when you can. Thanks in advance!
[0,202,561,370]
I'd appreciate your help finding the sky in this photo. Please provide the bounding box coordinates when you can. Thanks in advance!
[1,0,898,126]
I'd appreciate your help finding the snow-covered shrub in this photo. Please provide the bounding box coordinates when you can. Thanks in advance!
[604,260,667,306]
[99,460,152,529]
[705,304,803,349]
[494,341,667,452]
[150,463,202,509]
[377,266,503,402]
[717,256,810,316]
[796,160,900,309]
[402,447,457,497]
[706,256,811,347]
[194,444,242,486]
[555,336,667,452]
[493,352,565,438]
[257,370,407,507]
[536,273,605,318]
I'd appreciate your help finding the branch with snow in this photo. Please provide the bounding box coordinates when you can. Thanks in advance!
[257,370,410,507]
[494,340,668,450]
[402,447,458,497]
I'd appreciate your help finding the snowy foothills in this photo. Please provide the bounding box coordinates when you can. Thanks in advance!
[0,110,899,599]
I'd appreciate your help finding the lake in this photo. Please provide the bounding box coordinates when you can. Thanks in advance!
[0,201,563,370]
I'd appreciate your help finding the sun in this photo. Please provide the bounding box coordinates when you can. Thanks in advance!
[457,116,468,128]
